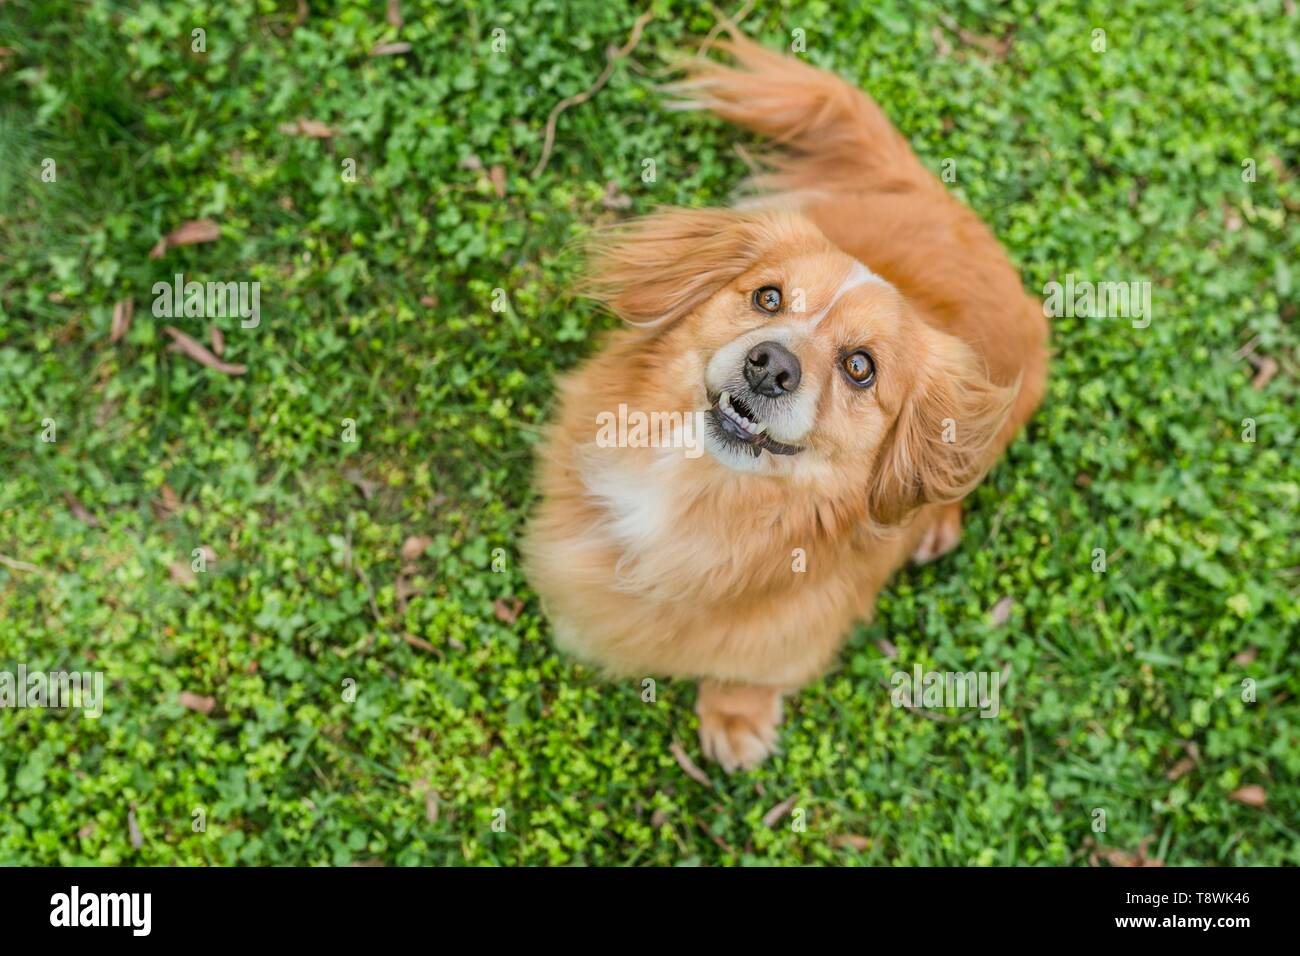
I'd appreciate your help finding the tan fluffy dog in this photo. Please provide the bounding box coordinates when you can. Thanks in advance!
[523,33,1048,771]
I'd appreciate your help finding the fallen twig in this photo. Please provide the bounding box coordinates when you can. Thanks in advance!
[163,326,247,376]
[761,794,798,828]
[355,562,383,624]
[63,491,101,527]
[149,219,220,259]
[530,10,654,178]
[936,13,1014,60]
[669,740,714,788]
[0,553,45,574]
[278,118,335,138]
[702,0,754,51]
[110,298,134,343]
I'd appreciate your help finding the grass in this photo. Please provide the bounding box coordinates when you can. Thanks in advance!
[0,0,1297,866]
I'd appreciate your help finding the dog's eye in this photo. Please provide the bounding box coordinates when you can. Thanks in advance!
[752,286,782,314]
[841,350,876,387]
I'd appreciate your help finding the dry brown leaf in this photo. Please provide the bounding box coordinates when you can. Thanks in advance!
[989,595,1015,626]
[930,25,954,57]
[1223,201,1244,232]
[649,807,668,827]
[77,822,96,839]
[936,13,1014,60]
[601,180,632,210]
[493,596,523,624]
[127,805,144,850]
[401,534,432,562]
[293,0,309,27]
[163,326,247,375]
[63,491,101,527]
[159,483,181,515]
[148,219,220,259]
[761,795,799,828]
[419,293,438,307]
[1096,847,1159,867]
[95,398,117,428]
[831,834,871,851]
[425,790,438,824]
[178,691,216,715]
[875,638,898,660]
[489,164,507,198]
[209,324,225,357]
[396,572,423,612]
[1251,355,1278,390]
[371,41,411,56]
[386,0,403,28]
[1228,784,1267,807]
[169,561,197,586]
[1163,741,1201,782]
[402,632,435,653]
[278,118,335,138]
[1233,646,1259,667]
[344,468,379,500]
[669,741,714,788]
[110,298,134,343]
[1089,835,1163,867]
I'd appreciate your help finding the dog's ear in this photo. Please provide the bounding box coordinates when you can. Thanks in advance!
[581,208,786,328]
[868,327,1019,526]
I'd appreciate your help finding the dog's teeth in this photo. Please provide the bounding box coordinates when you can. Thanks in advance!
[716,390,770,438]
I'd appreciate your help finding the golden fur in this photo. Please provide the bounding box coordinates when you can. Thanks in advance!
[523,33,1049,771]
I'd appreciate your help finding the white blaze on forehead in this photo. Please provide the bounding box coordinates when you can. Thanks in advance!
[807,261,888,328]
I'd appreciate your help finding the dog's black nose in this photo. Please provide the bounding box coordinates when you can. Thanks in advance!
[744,341,801,397]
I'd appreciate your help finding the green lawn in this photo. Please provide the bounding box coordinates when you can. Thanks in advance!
[1,0,1297,866]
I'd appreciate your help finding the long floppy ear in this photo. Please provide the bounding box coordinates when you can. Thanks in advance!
[868,327,1019,526]
[581,208,791,328]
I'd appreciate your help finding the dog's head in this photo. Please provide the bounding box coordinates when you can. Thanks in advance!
[584,208,1017,525]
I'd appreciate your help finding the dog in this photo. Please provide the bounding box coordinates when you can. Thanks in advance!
[523,31,1048,772]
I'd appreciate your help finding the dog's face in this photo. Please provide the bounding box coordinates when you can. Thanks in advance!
[585,208,1016,523]
[690,251,907,476]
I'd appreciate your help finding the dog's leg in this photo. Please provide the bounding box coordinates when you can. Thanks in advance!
[695,680,784,773]
[910,500,964,565]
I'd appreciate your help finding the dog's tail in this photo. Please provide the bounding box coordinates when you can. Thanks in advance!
[667,31,933,200]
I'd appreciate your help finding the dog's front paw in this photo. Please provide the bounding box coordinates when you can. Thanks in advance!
[911,500,964,564]
[695,681,783,773]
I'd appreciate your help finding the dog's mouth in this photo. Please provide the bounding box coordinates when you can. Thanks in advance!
[706,390,802,457]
